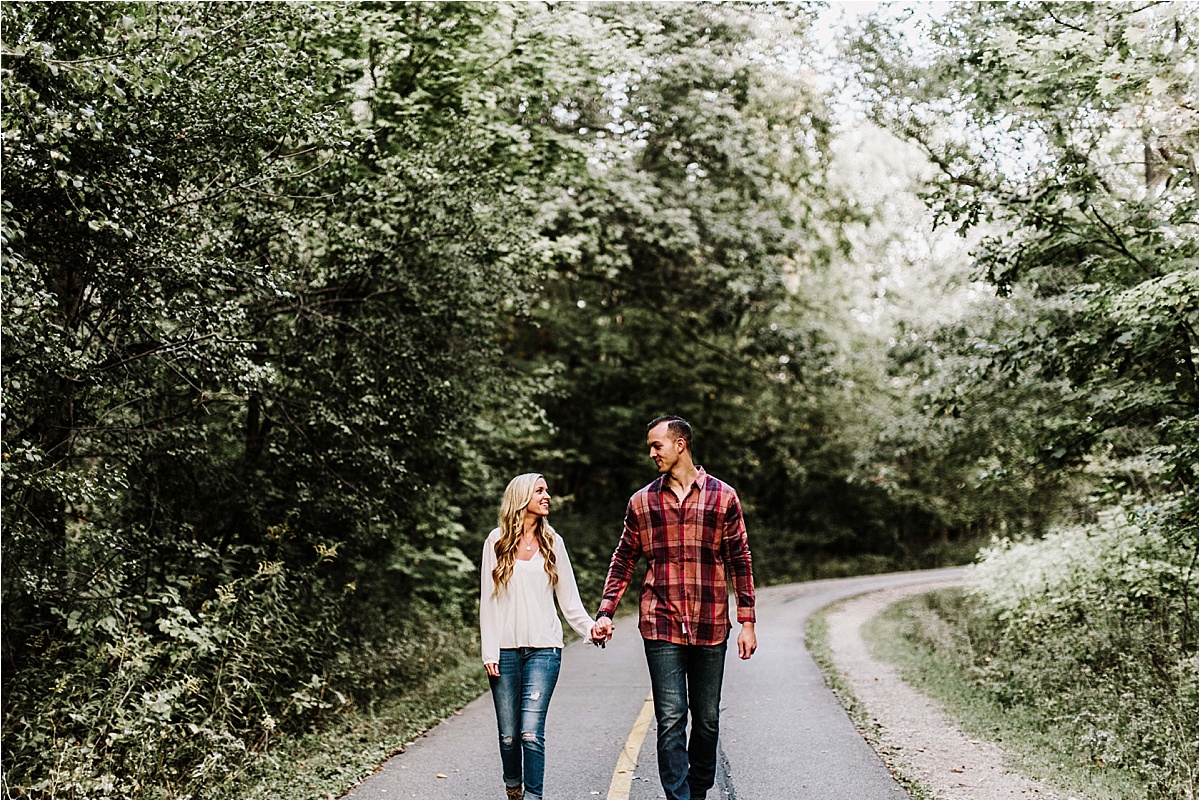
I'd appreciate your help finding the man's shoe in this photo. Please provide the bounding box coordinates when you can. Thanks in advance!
[506,785,524,800]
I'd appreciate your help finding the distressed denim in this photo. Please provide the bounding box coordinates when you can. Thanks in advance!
[644,637,728,800]
[489,647,561,800]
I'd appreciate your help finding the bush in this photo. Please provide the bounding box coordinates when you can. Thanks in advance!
[1,551,345,798]
[964,509,1198,798]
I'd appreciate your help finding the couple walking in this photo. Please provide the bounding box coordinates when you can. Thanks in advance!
[479,416,757,800]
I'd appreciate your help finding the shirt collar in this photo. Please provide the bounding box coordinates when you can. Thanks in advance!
[655,466,707,493]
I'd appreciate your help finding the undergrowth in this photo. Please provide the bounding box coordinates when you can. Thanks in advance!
[0,562,484,800]
[229,643,486,800]
[870,582,1196,800]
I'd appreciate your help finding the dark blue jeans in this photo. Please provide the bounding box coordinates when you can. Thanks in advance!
[489,647,562,800]
[644,637,728,800]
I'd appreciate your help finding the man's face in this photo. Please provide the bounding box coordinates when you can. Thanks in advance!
[647,422,682,474]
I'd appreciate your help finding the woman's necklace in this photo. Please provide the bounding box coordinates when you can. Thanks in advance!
[521,535,536,552]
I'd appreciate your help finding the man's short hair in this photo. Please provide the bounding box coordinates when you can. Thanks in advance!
[647,415,692,451]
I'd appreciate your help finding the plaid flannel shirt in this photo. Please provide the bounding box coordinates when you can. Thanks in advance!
[598,467,755,646]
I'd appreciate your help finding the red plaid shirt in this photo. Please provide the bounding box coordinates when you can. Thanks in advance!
[598,467,755,645]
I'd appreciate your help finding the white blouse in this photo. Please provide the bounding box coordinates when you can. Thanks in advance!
[479,527,596,665]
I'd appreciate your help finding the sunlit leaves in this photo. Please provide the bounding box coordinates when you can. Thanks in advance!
[849,1,1197,515]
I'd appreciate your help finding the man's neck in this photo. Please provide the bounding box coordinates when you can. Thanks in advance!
[667,460,698,496]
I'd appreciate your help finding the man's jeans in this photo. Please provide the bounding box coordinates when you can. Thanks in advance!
[489,647,562,800]
[644,637,728,800]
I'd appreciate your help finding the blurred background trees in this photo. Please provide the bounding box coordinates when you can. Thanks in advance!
[1,1,1194,796]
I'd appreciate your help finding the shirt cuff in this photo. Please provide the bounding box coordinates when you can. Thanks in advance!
[736,607,755,624]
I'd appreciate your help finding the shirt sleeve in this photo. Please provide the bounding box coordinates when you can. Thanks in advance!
[552,535,596,641]
[721,490,756,624]
[598,500,643,617]
[480,533,501,664]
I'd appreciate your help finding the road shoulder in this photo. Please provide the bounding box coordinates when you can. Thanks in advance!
[821,582,1059,801]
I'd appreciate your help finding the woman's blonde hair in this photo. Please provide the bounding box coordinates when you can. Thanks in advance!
[492,473,558,594]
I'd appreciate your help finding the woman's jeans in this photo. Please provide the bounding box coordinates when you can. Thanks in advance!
[644,637,728,800]
[489,647,562,800]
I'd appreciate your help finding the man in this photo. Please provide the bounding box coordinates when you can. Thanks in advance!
[591,416,756,800]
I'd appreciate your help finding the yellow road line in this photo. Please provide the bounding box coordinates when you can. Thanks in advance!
[606,693,655,800]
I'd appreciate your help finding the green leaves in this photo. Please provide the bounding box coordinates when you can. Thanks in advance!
[844,12,1197,794]
[849,1,1197,518]
[0,3,372,794]
[9,2,1192,795]
[501,3,848,519]
[967,510,1197,796]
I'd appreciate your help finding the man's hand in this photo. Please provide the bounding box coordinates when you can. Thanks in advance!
[591,616,614,646]
[737,622,757,660]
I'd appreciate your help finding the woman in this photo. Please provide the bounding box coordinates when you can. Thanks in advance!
[480,473,595,801]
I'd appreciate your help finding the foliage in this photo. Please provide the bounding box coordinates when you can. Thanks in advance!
[866,588,1148,800]
[2,2,897,795]
[829,125,1078,545]
[1,3,351,793]
[848,1,1198,531]
[963,512,1198,798]
[844,7,1198,794]
[5,0,1192,797]
[495,3,929,573]
[235,633,487,801]
[3,553,345,798]
[1,1,547,794]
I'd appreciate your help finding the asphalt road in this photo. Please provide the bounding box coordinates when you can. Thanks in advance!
[343,566,967,801]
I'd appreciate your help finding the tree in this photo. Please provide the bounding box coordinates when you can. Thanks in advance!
[1,3,359,793]
[846,4,1198,790]
[488,4,877,571]
[848,0,1197,539]
[1,2,565,793]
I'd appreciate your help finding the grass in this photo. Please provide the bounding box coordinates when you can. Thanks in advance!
[222,608,624,799]
[860,589,1147,800]
[225,643,488,799]
[805,602,935,799]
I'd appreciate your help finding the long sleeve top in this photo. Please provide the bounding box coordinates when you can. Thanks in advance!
[598,467,755,646]
[479,527,596,665]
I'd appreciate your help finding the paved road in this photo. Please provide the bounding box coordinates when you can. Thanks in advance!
[344,567,967,801]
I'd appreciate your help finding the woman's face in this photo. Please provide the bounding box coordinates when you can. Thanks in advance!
[525,477,551,518]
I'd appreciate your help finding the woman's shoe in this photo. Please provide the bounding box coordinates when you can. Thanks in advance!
[505,785,524,800]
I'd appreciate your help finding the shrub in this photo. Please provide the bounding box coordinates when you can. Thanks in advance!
[1,552,346,798]
[965,509,1198,798]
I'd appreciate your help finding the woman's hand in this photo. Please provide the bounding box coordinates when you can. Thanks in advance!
[590,617,613,645]
[485,662,500,677]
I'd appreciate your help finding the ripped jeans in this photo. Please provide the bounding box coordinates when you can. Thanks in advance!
[489,647,562,800]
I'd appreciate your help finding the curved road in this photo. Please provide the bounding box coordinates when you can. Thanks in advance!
[344,567,967,800]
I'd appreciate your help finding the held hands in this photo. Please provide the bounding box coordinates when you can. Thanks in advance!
[587,617,754,657]
[485,662,500,677]
[590,616,614,648]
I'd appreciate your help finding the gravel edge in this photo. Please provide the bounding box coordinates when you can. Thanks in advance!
[822,581,1060,801]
